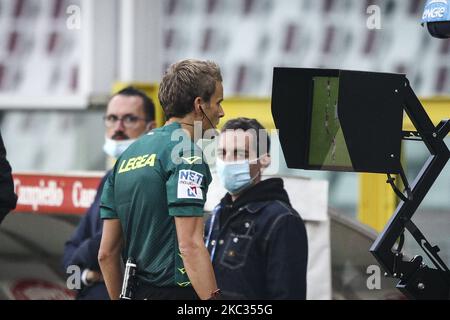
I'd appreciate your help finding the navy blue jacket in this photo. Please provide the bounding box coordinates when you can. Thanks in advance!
[205,178,308,300]
[62,171,110,300]
[0,131,17,224]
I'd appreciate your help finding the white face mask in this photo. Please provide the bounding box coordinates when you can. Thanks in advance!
[103,136,137,158]
[215,157,260,195]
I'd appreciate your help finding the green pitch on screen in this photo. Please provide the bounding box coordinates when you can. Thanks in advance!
[309,77,353,169]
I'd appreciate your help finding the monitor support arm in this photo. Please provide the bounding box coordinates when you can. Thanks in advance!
[370,80,450,299]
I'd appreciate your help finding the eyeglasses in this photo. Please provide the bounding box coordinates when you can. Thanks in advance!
[103,114,147,128]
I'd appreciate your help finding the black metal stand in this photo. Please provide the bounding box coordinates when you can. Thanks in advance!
[370,80,450,299]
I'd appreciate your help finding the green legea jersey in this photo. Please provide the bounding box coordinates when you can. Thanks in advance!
[100,122,211,288]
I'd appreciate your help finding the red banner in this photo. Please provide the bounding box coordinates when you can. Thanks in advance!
[13,173,104,215]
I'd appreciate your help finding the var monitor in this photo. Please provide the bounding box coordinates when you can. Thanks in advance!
[271,68,406,174]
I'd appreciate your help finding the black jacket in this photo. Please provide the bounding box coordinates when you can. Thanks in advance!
[0,131,17,224]
[205,178,308,300]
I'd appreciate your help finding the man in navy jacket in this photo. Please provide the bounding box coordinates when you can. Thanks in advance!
[62,87,155,299]
[206,118,308,299]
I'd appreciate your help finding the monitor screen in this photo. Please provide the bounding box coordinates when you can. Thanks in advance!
[271,68,405,174]
[308,76,353,170]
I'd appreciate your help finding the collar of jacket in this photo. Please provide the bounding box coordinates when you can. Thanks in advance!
[239,201,271,214]
[216,200,270,217]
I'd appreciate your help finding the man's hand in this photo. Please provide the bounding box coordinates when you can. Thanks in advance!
[81,269,104,287]
[86,270,104,283]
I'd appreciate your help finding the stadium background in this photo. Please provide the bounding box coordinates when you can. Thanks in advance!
[0,0,448,299]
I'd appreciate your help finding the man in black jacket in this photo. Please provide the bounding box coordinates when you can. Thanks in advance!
[0,130,17,224]
[205,117,308,299]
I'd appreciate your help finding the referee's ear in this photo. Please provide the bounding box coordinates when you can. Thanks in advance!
[146,120,156,132]
[259,153,271,169]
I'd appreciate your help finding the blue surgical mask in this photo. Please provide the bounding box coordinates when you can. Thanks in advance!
[103,136,137,158]
[215,158,258,195]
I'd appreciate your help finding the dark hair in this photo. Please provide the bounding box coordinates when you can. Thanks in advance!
[221,117,271,156]
[114,86,155,121]
[158,59,222,119]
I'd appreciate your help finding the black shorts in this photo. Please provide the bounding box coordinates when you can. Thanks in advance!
[134,282,199,300]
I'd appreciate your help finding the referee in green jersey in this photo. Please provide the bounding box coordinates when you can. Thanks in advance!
[99,60,224,300]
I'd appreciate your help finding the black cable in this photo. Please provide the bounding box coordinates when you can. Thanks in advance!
[386,174,409,202]
[395,232,405,254]
[386,163,413,202]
